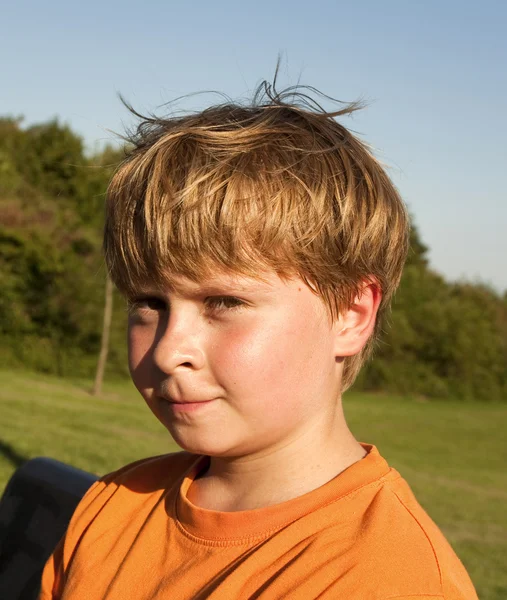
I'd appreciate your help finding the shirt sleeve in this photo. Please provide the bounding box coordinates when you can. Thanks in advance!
[37,477,111,600]
[38,535,65,600]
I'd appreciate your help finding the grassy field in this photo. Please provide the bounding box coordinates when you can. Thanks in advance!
[1,370,506,599]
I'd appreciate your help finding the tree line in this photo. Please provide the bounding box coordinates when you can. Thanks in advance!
[1,116,506,401]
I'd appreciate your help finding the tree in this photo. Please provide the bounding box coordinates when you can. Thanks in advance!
[93,275,114,396]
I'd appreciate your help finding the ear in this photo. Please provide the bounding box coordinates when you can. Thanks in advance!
[333,281,382,357]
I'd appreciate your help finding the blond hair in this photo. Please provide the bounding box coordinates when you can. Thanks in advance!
[104,83,409,391]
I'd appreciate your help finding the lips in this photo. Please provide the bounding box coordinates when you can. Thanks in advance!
[156,383,220,412]
[166,396,215,405]
[166,398,217,413]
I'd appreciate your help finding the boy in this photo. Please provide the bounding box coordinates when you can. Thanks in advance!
[39,82,478,599]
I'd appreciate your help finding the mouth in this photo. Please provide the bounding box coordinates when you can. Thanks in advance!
[166,398,217,413]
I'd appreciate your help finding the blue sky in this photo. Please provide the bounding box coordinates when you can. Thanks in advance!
[2,0,506,291]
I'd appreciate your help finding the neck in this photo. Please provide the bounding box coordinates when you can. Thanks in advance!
[186,402,366,512]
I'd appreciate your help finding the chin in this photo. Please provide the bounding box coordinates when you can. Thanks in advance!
[169,429,237,457]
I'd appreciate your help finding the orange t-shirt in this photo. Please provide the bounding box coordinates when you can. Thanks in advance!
[39,445,478,599]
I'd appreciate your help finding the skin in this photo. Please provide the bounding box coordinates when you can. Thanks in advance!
[128,269,381,511]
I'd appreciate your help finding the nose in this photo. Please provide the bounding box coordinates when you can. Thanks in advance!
[152,310,206,374]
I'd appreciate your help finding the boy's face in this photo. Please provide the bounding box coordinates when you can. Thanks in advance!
[128,269,343,458]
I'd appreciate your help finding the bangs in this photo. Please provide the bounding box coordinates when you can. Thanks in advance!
[107,144,301,297]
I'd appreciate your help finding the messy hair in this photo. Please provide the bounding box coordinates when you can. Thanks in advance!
[104,81,409,391]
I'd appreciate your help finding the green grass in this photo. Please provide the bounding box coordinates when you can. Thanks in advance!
[346,393,507,600]
[1,370,506,599]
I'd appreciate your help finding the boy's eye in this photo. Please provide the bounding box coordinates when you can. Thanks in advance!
[129,297,166,314]
[204,296,244,312]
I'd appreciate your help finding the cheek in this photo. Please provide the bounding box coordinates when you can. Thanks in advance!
[127,326,141,369]
[213,313,325,395]
[127,325,154,388]
[209,323,276,391]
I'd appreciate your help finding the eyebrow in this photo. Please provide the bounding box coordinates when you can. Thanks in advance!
[135,276,275,299]
[182,278,274,297]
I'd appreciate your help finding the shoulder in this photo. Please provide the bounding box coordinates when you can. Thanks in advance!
[41,452,200,597]
[74,451,197,510]
[100,451,198,490]
[61,452,198,554]
[305,445,477,599]
[348,469,478,600]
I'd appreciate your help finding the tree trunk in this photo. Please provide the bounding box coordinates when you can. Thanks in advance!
[93,275,113,396]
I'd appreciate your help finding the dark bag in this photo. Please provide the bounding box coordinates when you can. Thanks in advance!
[0,458,97,600]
